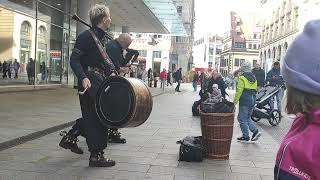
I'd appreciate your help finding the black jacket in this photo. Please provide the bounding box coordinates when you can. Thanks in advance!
[174,70,182,81]
[70,27,113,81]
[252,68,265,87]
[105,40,125,71]
[125,49,139,63]
[208,76,227,98]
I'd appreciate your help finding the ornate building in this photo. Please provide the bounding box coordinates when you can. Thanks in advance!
[260,0,320,70]
[220,12,261,76]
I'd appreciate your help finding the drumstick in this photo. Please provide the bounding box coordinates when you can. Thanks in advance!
[78,87,88,95]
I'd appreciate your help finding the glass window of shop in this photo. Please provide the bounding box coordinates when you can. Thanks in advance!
[0,0,75,86]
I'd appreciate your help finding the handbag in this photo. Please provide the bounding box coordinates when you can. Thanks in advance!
[176,136,207,162]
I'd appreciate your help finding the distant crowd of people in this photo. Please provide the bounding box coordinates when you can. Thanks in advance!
[0,58,48,85]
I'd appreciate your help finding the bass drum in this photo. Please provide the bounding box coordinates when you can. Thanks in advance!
[95,76,153,128]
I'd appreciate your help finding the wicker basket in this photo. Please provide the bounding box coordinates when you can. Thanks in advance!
[200,112,234,160]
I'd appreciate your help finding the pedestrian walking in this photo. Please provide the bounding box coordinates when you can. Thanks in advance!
[192,71,200,91]
[252,63,265,88]
[266,61,285,114]
[13,59,20,79]
[8,61,13,78]
[234,61,262,142]
[40,62,47,82]
[26,58,35,85]
[274,20,320,180]
[159,69,167,89]
[2,61,8,78]
[147,68,153,87]
[174,68,182,92]
[166,71,172,86]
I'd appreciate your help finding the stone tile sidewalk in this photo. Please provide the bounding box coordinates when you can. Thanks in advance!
[0,87,278,180]
[0,86,171,146]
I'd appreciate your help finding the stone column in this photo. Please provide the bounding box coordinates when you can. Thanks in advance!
[77,0,91,35]
[73,0,90,88]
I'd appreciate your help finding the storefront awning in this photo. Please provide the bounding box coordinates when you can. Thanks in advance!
[101,0,168,33]
[98,0,186,35]
[143,0,187,36]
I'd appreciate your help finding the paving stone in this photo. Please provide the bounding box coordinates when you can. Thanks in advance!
[174,175,205,180]
[230,166,273,176]
[253,162,275,169]
[144,173,174,180]
[0,162,61,173]
[114,162,150,173]
[0,170,22,180]
[229,160,255,167]
[148,165,176,175]
[174,168,204,178]
[260,175,274,180]
[129,157,153,165]
[151,159,179,167]
[204,171,262,180]
[156,153,178,161]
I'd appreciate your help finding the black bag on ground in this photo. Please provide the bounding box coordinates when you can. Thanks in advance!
[177,136,207,162]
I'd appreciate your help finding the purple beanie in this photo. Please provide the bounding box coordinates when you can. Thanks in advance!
[282,19,320,96]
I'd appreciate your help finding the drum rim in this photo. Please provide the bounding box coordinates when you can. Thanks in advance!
[95,76,136,127]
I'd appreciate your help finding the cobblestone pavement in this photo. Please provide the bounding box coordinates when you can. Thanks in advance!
[0,85,278,180]
[0,86,171,144]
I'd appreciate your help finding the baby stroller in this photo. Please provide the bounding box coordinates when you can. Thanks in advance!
[251,84,284,126]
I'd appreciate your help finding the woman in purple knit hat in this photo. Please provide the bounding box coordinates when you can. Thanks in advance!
[274,19,320,180]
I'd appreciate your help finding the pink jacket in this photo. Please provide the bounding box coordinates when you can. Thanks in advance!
[275,107,320,180]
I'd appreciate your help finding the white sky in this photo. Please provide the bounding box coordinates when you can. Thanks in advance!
[194,0,279,39]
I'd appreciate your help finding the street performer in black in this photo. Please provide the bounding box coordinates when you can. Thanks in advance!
[58,5,116,167]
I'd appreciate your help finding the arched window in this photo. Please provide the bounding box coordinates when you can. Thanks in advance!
[38,26,46,39]
[278,45,282,61]
[273,47,276,59]
[284,42,288,52]
[21,21,32,37]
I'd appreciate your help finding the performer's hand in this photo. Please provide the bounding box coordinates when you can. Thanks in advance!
[82,78,91,89]
[119,67,130,74]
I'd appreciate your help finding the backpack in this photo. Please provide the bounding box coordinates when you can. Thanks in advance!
[192,100,201,116]
[176,136,207,162]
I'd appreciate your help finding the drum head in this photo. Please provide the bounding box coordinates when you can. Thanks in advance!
[96,77,135,127]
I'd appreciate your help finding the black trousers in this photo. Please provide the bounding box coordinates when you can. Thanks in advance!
[77,92,109,153]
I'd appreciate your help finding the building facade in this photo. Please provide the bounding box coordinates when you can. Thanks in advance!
[169,0,195,73]
[220,12,261,76]
[192,34,223,71]
[124,33,172,75]
[260,0,320,71]
[0,0,186,87]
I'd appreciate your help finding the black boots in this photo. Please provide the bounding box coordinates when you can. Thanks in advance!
[89,152,115,167]
[59,130,84,154]
[108,129,126,144]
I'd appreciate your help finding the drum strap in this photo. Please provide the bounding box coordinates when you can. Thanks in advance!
[89,30,115,70]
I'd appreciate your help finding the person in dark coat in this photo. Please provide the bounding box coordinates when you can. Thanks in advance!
[26,59,35,84]
[208,70,227,98]
[2,61,8,78]
[58,4,116,167]
[105,33,134,143]
[147,68,153,87]
[174,68,182,92]
[192,71,200,91]
[166,71,172,86]
[252,63,265,88]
